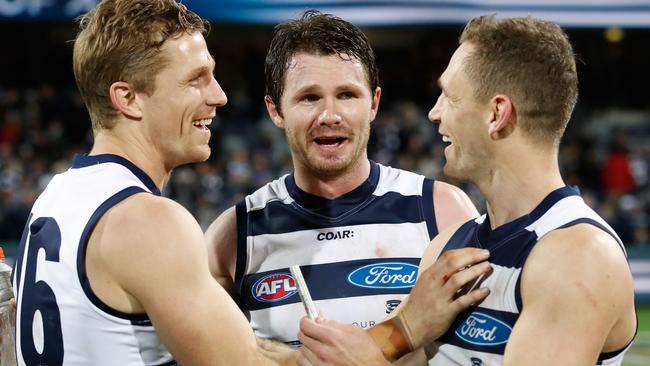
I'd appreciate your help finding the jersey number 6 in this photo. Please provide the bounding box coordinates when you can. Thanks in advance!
[16,217,64,365]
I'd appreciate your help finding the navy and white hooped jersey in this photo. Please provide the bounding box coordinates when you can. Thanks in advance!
[235,161,438,344]
[430,186,632,366]
[12,154,175,366]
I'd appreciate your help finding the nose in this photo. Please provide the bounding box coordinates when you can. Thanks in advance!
[207,76,228,108]
[317,97,342,126]
[428,94,443,124]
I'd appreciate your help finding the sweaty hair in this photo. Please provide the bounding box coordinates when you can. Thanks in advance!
[264,10,379,116]
[73,0,208,131]
[459,15,578,146]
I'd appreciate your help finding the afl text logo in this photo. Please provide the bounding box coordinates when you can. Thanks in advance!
[252,273,297,302]
[347,262,418,289]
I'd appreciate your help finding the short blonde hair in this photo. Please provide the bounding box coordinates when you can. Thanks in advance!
[73,0,207,131]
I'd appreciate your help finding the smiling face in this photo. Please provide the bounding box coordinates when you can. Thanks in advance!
[428,43,492,182]
[138,32,227,170]
[268,52,380,178]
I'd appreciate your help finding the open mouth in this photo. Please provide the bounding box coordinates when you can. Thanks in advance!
[192,118,212,131]
[314,136,348,147]
[441,135,452,146]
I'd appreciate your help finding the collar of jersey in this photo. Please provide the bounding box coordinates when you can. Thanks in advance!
[71,153,161,196]
[284,160,380,216]
[476,185,581,245]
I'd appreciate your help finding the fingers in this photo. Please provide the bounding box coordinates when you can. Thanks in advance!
[454,287,490,311]
[421,248,490,284]
[443,261,492,294]
[297,338,321,366]
[440,248,491,276]
[299,317,335,346]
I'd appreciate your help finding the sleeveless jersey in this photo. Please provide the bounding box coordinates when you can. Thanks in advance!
[12,154,175,366]
[235,161,438,344]
[430,186,633,366]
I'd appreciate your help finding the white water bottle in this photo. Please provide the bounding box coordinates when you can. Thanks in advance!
[0,247,17,366]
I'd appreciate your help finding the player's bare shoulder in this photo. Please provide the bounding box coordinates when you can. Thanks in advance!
[528,223,630,281]
[93,192,205,272]
[520,223,636,352]
[433,181,479,232]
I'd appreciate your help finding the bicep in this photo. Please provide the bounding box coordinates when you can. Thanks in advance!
[504,300,605,365]
[113,201,267,365]
[205,206,238,293]
[504,227,627,365]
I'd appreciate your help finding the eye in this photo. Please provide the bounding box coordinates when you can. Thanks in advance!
[301,94,320,103]
[338,91,356,99]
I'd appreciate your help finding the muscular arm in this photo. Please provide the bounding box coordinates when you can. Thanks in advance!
[205,206,237,295]
[504,224,636,365]
[94,195,294,366]
[433,181,478,233]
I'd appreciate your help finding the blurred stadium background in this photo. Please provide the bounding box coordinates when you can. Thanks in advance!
[1,0,649,363]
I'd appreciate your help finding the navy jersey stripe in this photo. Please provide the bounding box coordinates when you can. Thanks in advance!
[248,192,426,236]
[77,186,151,322]
[71,154,161,196]
[240,257,421,311]
[234,201,249,293]
[155,360,179,366]
[557,218,624,249]
[422,178,437,240]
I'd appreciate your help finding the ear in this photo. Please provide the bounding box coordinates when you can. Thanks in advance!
[109,81,142,120]
[265,95,284,128]
[368,87,382,123]
[487,95,516,140]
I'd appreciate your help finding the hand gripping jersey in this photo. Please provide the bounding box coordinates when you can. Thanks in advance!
[235,161,438,345]
[430,186,634,366]
[12,154,175,366]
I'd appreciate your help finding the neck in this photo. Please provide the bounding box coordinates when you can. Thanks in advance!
[293,158,371,199]
[90,130,171,191]
[478,147,565,229]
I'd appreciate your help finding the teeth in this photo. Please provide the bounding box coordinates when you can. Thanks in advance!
[442,136,451,143]
[192,118,212,127]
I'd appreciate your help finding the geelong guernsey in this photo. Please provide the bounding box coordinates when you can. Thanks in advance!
[430,186,633,366]
[235,161,438,345]
[12,154,175,366]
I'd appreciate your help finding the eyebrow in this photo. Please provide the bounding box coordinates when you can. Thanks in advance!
[294,81,365,95]
[187,57,216,80]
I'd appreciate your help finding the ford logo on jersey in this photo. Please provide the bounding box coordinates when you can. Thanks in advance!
[347,262,418,289]
[455,312,512,346]
[252,273,297,302]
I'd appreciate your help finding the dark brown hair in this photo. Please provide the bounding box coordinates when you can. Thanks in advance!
[264,10,379,115]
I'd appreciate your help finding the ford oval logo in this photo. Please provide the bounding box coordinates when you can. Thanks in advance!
[455,312,512,346]
[347,262,418,289]
[252,273,297,302]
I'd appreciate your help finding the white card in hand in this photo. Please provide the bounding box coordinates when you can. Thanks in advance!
[289,265,318,320]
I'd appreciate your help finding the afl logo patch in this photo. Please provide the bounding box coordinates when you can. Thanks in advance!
[347,262,418,289]
[252,273,297,302]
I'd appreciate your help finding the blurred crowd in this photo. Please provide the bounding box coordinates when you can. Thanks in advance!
[1,83,649,247]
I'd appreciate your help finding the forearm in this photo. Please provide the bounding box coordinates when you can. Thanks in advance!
[367,315,414,362]
[392,347,428,366]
